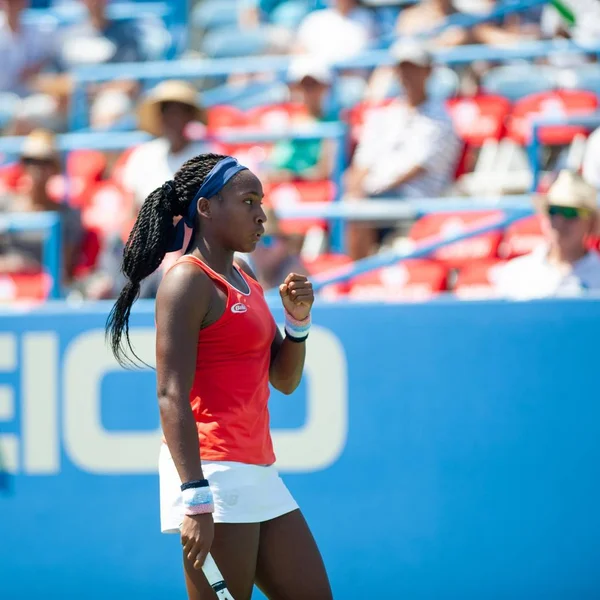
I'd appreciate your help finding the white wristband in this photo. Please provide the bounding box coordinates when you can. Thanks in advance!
[284,310,311,340]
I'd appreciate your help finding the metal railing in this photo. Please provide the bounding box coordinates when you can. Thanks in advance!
[0,212,62,299]
[68,38,600,129]
[528,113,600,190]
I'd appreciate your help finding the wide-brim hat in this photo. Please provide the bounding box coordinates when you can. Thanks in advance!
[533,170,598,214]
[137,80,207,137]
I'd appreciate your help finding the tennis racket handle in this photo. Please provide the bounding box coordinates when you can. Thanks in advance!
[202,553,235,600]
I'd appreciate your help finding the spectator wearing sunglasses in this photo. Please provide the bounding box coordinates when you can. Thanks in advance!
[0,129,82,281]
[494,170,600,300]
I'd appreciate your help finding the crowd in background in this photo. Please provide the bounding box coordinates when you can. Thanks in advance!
[1,0,600,302]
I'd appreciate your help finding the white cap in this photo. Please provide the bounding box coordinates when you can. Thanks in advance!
[390,40,433,67]
[287,56,333,85]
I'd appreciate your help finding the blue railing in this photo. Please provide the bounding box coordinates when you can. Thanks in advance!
[0,212,62,299]
[68,39,600,129]
[528,113,600,190]
[23,2,173,24]
[266,201,534,295]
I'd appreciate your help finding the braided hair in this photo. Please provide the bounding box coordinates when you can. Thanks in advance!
[106,152,228,366]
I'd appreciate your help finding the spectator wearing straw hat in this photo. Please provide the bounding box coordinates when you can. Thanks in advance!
[494,170,600,300]
[121,80,213,208]
[0,129,82,280]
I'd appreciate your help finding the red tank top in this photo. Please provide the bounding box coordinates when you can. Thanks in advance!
[169,255,277,465]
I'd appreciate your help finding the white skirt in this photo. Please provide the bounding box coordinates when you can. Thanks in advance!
[159,444,299,532]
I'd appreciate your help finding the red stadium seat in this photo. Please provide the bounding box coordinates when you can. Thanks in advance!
[72,227,103,279]
[587,236,600,252]
[246,103,309,131]
[506,90,598,146]
[0,271,52,302]
[454,260,506,299]
[409,211,504,269]
[0,162,24,193]
[268,180,336,236]
[67,149,106,185]
[500,215,545,259]
[45,174,88,206]
[348,259,448,301]
[446,95,511,147]
[206,105,247,132]
[304,253,352,299]
[81,181,132,236]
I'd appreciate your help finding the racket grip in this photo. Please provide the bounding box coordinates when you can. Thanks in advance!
[202,553,235,600]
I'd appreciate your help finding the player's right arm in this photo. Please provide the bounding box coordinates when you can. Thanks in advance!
[155,262,213,569]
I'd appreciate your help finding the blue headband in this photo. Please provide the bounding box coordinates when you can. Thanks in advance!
[167,156,248,252]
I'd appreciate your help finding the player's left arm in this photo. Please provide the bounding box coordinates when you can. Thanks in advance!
[235,258,312,395]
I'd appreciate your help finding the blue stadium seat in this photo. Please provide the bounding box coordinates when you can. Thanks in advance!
[481,64,557,102]
[336,76,368,110]
[192,0,239,31]
[201,26,272,58]
[559,64,600,97]
[269,0,313,29]
[202,81,289,109]
[0,93,20,131]
[235,83,290,111]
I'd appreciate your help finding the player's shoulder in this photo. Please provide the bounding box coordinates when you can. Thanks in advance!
[157,258,213,305]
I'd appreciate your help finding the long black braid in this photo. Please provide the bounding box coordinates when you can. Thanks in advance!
[106,152,228,367]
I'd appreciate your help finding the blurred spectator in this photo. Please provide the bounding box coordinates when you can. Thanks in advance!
[237,207,307,291]
[121,81,212,208]
[58,0,145,69]
[89,88,133,131]
[263,57,335,184]
[345,41,461,259]
[0,129,82,281]
[397,0,470,47]
[494,171,600,299]
[0,0,56,96]
[295,0,376,64]
[468,0,541,45]
[582,126,600,190]
[541,0,600,46]
[77,228,162,300]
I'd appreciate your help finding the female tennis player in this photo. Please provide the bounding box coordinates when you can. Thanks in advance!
[106,153,332,600]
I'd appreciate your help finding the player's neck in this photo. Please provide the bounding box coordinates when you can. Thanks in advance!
[190,237,235,277]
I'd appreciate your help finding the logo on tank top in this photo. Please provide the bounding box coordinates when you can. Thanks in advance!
[231,302,248,314]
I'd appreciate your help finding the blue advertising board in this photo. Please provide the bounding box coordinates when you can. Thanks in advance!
[1,298,599,599]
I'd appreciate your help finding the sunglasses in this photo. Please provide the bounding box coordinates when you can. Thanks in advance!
[21,157,55,167]
[547,205,592,220]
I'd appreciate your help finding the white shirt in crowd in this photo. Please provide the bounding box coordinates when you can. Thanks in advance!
[582,126,600,191]
[0,12,56,95]
[354,99,461,198]
[493,244,600,300]
[296,7,376,63]
[122,138,210,207]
